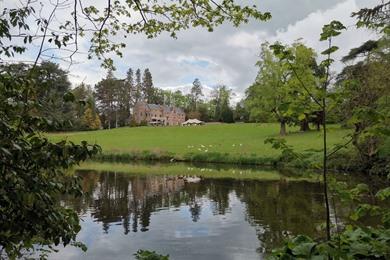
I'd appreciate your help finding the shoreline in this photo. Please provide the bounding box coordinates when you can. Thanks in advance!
[89,149,362,173]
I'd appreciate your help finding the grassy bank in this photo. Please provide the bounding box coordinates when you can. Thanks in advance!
[50,123,351,167]
[75,161,320,182]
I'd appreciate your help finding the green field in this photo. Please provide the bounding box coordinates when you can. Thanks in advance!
[50,123,350,162]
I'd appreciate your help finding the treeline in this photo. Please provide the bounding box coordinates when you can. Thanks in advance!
[94,68,155,128]
[94,70,237,128]
[175,79,236,124]
[0,63,157,130]
[241,34,389,170]
[0,62,240,131]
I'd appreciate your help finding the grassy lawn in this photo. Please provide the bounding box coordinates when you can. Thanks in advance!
[49,123,350,159]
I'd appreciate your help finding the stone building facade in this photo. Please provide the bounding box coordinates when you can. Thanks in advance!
[133,102,186,126]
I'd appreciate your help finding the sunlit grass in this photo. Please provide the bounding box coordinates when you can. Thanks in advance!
[49,123,350,159]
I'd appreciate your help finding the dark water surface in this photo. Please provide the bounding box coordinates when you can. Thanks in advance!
[49,166,373,260]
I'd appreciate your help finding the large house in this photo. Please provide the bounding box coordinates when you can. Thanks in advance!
[133,102,186,126]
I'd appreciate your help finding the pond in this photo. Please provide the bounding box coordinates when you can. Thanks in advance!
[49,163,377,260]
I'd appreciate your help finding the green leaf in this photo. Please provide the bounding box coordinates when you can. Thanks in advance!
[298,114,306,121]
[321,46,339,55]
[376,187,390,201]
[291,242,316,257]
[63,92,75,102]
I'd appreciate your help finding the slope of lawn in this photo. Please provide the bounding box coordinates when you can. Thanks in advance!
[49,123,350,162]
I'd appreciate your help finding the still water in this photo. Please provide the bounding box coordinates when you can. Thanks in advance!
[50,165,363,260]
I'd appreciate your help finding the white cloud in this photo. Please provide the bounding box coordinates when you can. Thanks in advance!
[3,0,382,101]
[270,0,379,71]
[227,31,269,50]
[225,0,379,76]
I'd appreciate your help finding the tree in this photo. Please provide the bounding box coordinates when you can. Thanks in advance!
[0,62,76,131]
[187,110,201,120]
[190,78,203,110]
[220,106,234,123]
[211,85,234,123]
[72,83,100,130]
[197,102,212,122]
[287,43,322,132]
[234,101,249,122]
[270,20,346,242]
[335,37,390,167]
[120,68,136,124]
[175,90,190,108]
[245,43,292,135]
[142,68,155,103]
[341,40,379,62]
[135,69,143,104]
[0,65,100,258]
[151,87,165,105]
[95,71,119,129]
[161,90,174,106]
[0,63,101,132]
[246,42,320,135]
[83,107,101,130]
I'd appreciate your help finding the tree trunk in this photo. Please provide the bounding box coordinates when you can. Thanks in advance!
[280,120,287,136]
[300,119,310,132]
[115,109,118,128]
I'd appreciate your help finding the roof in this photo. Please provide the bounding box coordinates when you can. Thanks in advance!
[182,119,204,125]
[143,103,184,114]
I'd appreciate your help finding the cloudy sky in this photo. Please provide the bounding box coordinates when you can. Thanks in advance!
[6,0,380,100]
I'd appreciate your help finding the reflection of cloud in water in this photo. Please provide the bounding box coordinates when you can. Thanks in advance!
[175,227,210,238]
[51,170,332,259]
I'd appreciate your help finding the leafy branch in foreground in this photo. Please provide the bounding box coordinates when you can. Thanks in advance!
[271,177,390,259]
[264,137,304,163]
[270,2,390,258]
[0,64,101,258]
[1,0,271,69]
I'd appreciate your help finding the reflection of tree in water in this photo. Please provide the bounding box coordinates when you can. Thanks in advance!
[69,171,196,233]
[233,180,325,253]
[65,170,326,252]
[189,202,201,222]
[208,180,233,215]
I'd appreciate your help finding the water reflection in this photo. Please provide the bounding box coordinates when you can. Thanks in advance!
[55,169,330,259]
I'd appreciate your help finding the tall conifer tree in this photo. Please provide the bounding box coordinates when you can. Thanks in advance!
[135,69,142,103]
[142,68,154,103]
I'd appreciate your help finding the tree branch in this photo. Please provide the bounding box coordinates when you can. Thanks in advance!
[69,0,78,65]
[134,0,148,25]
[327,137,354,159]
[97,0,111,50]
[33,0,59,68]
[210,0,231,16]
